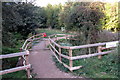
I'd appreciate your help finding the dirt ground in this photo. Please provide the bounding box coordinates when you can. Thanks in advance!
[29,38,84,78]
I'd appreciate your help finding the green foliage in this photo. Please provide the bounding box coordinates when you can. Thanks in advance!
[102,3,119,32]
[36,29,65,36]
[58,2,105,56]
[90,2,119,32]
[57,39,72,46]
[73,51,118,78]
[55,39,119,78]
[2,70,27,78]
[44,4,62,29]
[2,47,19,55]
[52,56,69,72]
[59,2,104,45]
[2,1,119,78]
[2,2,46,44]
[34,7,47,28]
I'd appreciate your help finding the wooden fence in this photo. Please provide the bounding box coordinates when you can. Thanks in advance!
[0,50,31,77]
[1,33,119,77]
[49,34,119,71]
[1,33,44,78]
[21,33,43,51]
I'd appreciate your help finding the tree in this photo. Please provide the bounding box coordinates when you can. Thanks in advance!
[52,4,62,29]
[59,2,74,30]
[2,2,45,47]
[59,2,104,43]
[59,2,104,54]
[45,4,53,29]
[102,3,119,32]
[44,4,62,29]
[2,2,23,47]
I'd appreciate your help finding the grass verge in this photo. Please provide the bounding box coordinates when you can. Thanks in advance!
[53,39,119,78]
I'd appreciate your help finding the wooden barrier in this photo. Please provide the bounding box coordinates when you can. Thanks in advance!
[0,64,31,75]
[49,34,119,71]
[1,33,44,78]
[59,47,61,61]
[1,33,118,77]
[0,50,31,78]
[98,46,102,59]
[22,33,43,50]
[69,49,73,71]
[20,33,43,78]
[0,52,27,59]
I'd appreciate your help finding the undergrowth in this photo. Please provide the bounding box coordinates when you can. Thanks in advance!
[53,39,119,78]
[2,39,27,78]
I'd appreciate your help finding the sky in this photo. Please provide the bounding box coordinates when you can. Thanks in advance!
[34,0,67,7]
[34,0,119,7]
[2,0,119,7]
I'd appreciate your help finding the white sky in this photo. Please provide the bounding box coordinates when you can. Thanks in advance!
[34,0,120,7]
[34,0,68,7]
[3,0,119,7]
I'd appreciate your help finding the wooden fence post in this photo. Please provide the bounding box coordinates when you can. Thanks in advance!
[49,37,51,50]
[59,47,61,61]
[53,44,55,54]
[98,46,102,59]
[69,49,73,71]
[25,50,31,78]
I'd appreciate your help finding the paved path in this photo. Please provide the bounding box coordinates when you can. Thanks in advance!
[29,39,81,78]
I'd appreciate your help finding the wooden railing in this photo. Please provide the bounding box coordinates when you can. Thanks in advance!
[0,50,31,78]
[49,34,119,71]
[1,33,44,78]
[1,33,119,77]
[21,33,43,51]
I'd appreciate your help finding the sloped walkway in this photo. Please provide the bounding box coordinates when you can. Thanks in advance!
[29,39,82,78]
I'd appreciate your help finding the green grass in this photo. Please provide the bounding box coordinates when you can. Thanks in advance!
[53,50,119,78]
[52,56,70,72]
[73,51,118,78]
[2,40,27,78]
[2,70,27,79]
[36,28,65,36]
[36,28,75,36]
[53,39,119,78]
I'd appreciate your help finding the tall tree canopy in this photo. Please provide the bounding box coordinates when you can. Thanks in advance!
[59,2,104,44]
[102,3,119,32]
[2,2,45,47]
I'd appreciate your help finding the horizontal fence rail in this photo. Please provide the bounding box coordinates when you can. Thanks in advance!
[0,52,28,59]
[69,41,119,49]
[22,33,43,51]
[49,34,119,71]
[0,50,31,77]
[0,64,31,75]
[1,33,45,78]
[1,33,119,77]
[70,50,115,60]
